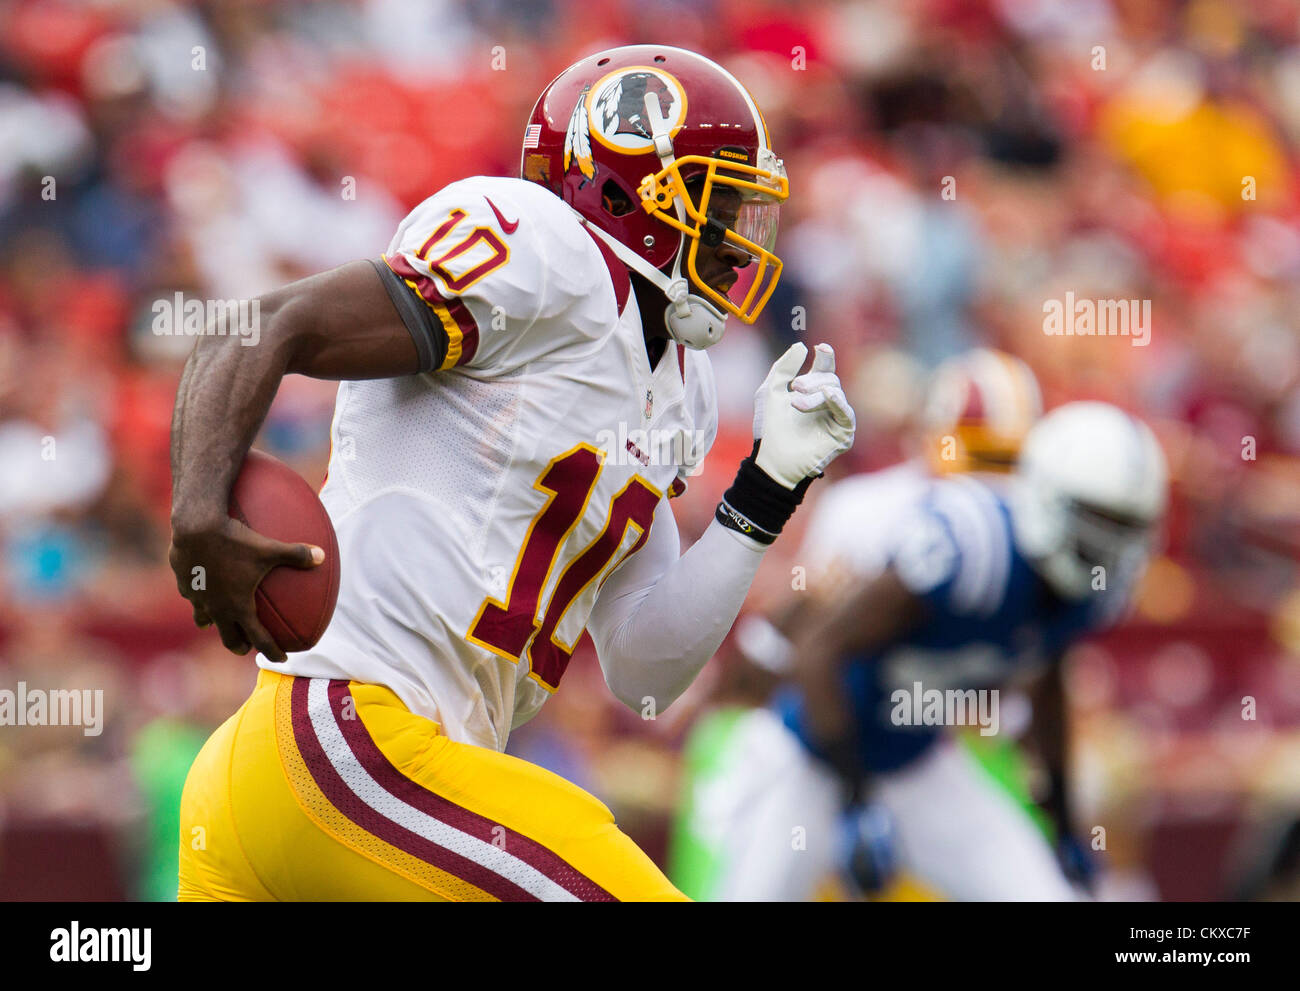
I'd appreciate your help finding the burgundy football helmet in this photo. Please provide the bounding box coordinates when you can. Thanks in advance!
[920,348,1043,475]
[521,45,788,348]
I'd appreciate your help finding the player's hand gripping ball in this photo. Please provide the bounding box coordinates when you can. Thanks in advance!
[226,450,341,655]
[170,450,339,662]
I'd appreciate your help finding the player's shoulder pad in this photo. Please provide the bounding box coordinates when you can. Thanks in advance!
[384,176,622,372]
[453,176,618,313]
[895,474,1014,617]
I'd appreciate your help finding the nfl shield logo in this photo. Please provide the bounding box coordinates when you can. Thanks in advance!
[644,389,654,419]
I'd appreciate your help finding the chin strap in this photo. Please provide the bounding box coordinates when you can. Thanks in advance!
[580,217,727,349]
[643,92,692,318]
[664,275,694,321]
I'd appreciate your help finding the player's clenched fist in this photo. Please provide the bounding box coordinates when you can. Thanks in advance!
[753,342,856,489]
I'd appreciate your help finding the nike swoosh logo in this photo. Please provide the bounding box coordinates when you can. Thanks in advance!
[484,197,519,234]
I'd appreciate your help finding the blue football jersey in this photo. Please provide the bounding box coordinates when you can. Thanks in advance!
[776,473,1128,773]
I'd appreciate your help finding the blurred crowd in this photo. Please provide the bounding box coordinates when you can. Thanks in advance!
[0,0,1298,900]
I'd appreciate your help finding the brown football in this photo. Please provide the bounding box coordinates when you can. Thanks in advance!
[227,449,340,653]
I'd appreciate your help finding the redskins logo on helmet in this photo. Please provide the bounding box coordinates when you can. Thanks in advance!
[523,46,788,348]
[587,69,688,152]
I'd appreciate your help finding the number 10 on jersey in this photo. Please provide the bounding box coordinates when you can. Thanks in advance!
[467,444,660,691]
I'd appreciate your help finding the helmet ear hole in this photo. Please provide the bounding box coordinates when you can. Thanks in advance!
[601,179,636,217]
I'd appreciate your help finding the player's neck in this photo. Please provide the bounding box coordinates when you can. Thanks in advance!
[644,334,668,368]
[631,272,671,370]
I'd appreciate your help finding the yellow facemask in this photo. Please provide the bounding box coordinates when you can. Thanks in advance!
[636,153,789,324]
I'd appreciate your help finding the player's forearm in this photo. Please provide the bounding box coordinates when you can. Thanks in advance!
[792,571,923,746]
[791,630,856,742]
[594,520,766,713]
[1030,660,1073,833]
[170,309,297,535]
[788,583,874,742]
[170,262,419,535]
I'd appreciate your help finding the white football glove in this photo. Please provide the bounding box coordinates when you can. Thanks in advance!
[753,342,857,489]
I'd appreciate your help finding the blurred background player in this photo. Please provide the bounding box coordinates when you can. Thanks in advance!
[672,393,1169,902]
[669,348,1042,898]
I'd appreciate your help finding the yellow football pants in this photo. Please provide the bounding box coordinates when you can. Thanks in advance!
[178,669,687,901]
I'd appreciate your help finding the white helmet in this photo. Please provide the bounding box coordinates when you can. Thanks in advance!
[1014,402,1168,600]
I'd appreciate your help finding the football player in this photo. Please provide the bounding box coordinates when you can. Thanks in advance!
[677,399,1167,901]
[168,46,855,901]
[668,348,1043,899]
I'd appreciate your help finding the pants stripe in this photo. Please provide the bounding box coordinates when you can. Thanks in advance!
[274,676,494,899]
[293,678,615,902]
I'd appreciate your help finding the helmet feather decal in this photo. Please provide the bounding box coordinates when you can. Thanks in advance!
[563,85,594,182]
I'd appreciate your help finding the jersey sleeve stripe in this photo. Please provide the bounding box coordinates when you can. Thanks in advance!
[369,258,445,373]
[965,479,1012,616]
[933,480,994,614]
[384,253,481,368]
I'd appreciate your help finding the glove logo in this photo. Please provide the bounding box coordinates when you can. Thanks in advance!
[720,503,754,533]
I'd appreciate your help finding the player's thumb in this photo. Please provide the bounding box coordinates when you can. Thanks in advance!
[766,342,808,394]
[810,342,836,374]
[268,540,325,569]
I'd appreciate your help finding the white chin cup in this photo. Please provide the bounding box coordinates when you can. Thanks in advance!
[663,278,727,350]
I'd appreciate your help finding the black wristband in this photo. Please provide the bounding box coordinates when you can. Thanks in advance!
[716,441,815,542]
[715,498,779,545]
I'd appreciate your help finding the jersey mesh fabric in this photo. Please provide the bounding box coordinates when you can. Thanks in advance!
[331,373,521,557]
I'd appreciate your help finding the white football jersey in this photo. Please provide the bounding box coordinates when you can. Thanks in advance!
[259,175,718,752]
[797,460,930,583]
